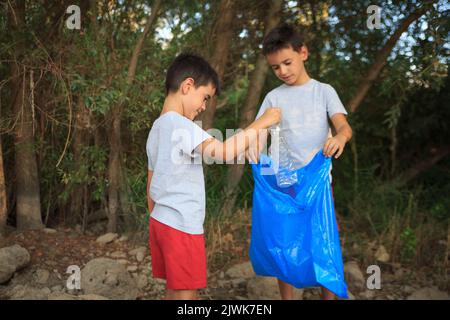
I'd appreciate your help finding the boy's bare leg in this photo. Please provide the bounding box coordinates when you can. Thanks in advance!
[166,289,198,300]
[277,279,294,300]
[321,287,335,300]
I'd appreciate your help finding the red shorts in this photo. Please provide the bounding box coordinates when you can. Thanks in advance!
[149,218,207,290]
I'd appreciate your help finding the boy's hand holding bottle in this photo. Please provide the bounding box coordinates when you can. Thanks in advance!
[245,107,281,164]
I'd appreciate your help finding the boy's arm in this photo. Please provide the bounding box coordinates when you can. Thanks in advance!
[324,113,353,158]
[147,170,155,214]
[245,128,268,163]
[197,108,280,162]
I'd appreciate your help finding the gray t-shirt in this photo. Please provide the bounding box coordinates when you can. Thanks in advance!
[146,111,212,234]
[256,79,348,169]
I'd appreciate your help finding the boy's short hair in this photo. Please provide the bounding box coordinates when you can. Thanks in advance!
[165,53,220,96]
[262,24,305,56]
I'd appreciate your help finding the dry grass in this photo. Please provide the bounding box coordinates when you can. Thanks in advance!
[205,209,252,273]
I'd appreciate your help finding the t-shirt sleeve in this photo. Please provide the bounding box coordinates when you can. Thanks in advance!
[146,131,154,171]
[177,117,213,158]
[324,84,348,118]
[147,154,154,171]
[255,93,273,120]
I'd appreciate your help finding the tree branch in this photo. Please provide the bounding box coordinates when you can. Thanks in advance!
[347,7,427,113]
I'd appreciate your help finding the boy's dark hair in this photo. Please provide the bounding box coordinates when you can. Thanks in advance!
[165,53,220,96]
[262,24,305,56]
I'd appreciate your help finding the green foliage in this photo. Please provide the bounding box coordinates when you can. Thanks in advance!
[58,146,107,203]
[400,227,417,262]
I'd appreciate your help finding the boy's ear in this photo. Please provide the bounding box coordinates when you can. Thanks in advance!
[299,45,309,61]
[181,77,195,94]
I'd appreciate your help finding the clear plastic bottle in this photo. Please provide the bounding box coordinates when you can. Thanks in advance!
[270,126,298,188]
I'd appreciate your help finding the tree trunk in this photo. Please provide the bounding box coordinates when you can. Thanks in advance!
[126,0,163,83]
[9,0,43,230]
[222,0,283,213]
[69,96,91,225]
[0,135,7,236]
[199,0,236,130]
[13,69,43,230]
[107,0,162,232]
[347,8,427,112]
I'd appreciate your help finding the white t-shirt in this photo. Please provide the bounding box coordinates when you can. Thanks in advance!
[256,79,348,169]
[146,111,212,234]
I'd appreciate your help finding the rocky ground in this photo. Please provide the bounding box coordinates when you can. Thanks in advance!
[0,225,448,300]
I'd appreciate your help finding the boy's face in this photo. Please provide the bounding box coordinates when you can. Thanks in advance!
[181,79,216,120]
[266,45,309,86]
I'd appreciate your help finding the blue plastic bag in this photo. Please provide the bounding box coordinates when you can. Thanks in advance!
[249,150,348,298]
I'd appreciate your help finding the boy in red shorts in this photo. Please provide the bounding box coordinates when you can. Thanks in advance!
[146,53,281,300]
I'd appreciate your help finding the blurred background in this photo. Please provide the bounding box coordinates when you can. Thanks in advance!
[0,0,449,298]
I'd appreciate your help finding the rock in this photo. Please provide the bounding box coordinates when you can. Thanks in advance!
[217,280,229,288]
[359,290,376,300]
[96,233,119,244]
[41,287,51,295]
[247,277,303,300]
[66,288,80,295]
[347,290,356,300]
[78,294,109,300]
[0,245,31,284]
[137,274,148,289]
[47,292,109,300]
[117,259,129,265]
[48,292,77,300]
[34,269,50,285]
[51,285,64,293]
[54,270,62,280]
[130,247,147,262]
[230,278,247,287]
[110,251,127,259]
[0,263,15,284]
[127,266,138,273]
[81,258,138,300]
[375,245,390,263]
[401,285,415,294]
[136,251,145,263]
[42,228,57,234]
[225,261,255,279]
[118,235,128,242]
[9,285,50,300]
[407,287,450,300]
[344,261,365,290]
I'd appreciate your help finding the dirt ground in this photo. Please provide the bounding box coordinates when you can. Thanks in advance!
[0,221,448,300]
